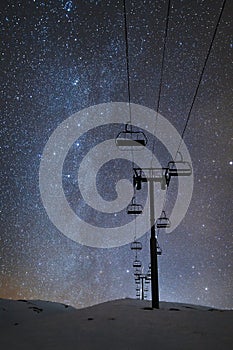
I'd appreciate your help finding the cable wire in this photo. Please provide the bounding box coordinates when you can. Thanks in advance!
[123,0,132,123]
[174,0,227,161]
[161,0,226,220]
[150,0,171,168]
[122,0,138,241]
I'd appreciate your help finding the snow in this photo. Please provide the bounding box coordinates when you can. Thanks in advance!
[0,298,232,349]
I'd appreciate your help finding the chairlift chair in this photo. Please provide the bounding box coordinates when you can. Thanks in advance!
[130,241,142,251]
[156,210,171,229]
[133,259,142,269]
[115,123,147,149]
[168,160,192,176]
[167,153,192,177]
[134,268,141,276]
[127,198,143,215]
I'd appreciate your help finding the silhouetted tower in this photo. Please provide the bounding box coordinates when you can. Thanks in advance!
[133,160,191,309]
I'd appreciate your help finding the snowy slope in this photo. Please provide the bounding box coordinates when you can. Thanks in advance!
[0,298,232,350]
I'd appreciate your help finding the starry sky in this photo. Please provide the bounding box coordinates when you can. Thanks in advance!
[1,0,233,309]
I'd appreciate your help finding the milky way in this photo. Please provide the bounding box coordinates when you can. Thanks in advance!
[1,0,233,309]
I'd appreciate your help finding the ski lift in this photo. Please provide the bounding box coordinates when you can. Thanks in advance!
[135,277,140,284]
[145,276,150,284]
[156,210,171,229]
[130,241,142,251]
[127,197,143,215]
[115,123,147,149]
[167,153,192,177]
[133,259,142,268]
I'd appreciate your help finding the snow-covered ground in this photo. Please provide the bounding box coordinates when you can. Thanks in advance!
[0,298,232,349]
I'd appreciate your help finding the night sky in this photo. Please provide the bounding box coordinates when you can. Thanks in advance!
[1,0,233,309]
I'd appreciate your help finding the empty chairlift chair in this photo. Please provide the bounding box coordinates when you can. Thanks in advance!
[167,153,192,177]
[156,210,171,229]
[127,198,143,215]
[133,259,142,269]
[130,241,142,251]
[134,267,142,277]
[115,123,147,149]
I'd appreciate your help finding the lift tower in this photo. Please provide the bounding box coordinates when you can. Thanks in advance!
[133,162,191,309]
